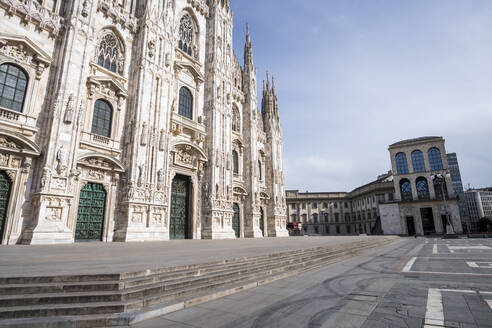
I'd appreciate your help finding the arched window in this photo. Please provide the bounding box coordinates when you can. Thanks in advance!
[232,106,240,132]
[0,64,28,112]
[178,87,193,119]
[411,150,425,173]
[97,33,122,73]
[91,99,113,137]
[416,177,430,200]
[179,14,194,56]
[395,152,409,174]
[258,160,262,180]
[324,213,329,222]
[232,150,239,174]
[400,179,412,201]
[428,147,443,171]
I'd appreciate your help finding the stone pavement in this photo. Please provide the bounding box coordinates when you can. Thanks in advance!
[131,238,492,328]
[0,236,395,277]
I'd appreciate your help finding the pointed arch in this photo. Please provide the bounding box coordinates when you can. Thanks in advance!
[95,27,126,75]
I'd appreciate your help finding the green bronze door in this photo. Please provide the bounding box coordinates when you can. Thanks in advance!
[259,207,265,237]
[232,203,240,238]
[0,171,12,241]
[75,183,106,242]
[170,175,190,240]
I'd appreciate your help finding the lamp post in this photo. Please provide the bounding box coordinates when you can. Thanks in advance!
[431,171,455,235]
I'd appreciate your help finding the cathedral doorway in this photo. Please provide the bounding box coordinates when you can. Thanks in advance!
[75,183,106,242]
[232,203,240,238]
[170,175,191,240]
[260,207,265,237]
[0,171,12,241]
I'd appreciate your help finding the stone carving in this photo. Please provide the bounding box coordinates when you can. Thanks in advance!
[88,169,104,180]
[21,157,32,173]
[81,0,89,17]
[175,147,194,167]
[0,0,63,35]
[56,146,67,174]
[141,122,148,146]
[0,137,18,149]
[45,207,62,222]
[40,167,51,191]
[136,165,144,187]
[131,212,143,224]
[0,153,9,166]
[64,94,74,124]
[159,129,165,151]
[157,169,164,190]
[148,39,156,58]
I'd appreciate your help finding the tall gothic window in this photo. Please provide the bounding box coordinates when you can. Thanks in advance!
[0,63,28,112]
[97,33,122,73]
[411,150,426,173]
[178,87,193,119]
[232,106,240,132]
[395,152,409,174]
[232,150,239,174]
[258,160,262,180]
[428,147,443,171]
[179,14,194,56]
[416,177,430,200]
[92,99,113,137]
[400,179,412,201]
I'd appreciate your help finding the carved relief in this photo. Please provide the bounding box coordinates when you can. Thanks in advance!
[0,137,19,150]
[44,207,62,222]
[0,153,9,166]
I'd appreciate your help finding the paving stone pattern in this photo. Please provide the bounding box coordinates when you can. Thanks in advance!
[133,238,492,328]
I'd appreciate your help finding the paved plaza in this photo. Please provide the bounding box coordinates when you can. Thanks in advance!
[0,236,392,277]
[131,237,492,328]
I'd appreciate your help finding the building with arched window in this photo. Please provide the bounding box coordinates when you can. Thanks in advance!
[380,137,463,236]
[0,0,288,244]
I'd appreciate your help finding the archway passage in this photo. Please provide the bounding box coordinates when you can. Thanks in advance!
[232,203,240,238]
[170,175,190,240]
[259,207,265,237]
[0,171,12,241]
[406,216,415,236]
[75,183,106,242]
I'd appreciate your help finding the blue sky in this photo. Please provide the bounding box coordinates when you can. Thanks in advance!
[230,0,492,192]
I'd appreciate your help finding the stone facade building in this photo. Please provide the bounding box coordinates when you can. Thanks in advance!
[0,0,288,245]
[285,173,394,236]
[380,137,463,235]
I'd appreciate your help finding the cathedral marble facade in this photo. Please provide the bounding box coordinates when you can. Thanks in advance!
[0,0,288,245]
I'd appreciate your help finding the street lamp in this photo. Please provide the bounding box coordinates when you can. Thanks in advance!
[431,171,455,235]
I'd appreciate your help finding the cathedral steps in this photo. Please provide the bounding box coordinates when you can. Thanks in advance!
[0,237,399,327]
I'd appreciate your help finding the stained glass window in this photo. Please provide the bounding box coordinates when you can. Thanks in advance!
[0,64,27,112]
[91,99,112,137]
[179,14,194,56]
[97,33,121,73]
[178,87,193,119]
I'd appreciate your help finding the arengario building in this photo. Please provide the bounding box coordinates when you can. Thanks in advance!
[0,0,288,245]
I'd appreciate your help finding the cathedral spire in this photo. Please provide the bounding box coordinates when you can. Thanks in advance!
[244,23,254,70]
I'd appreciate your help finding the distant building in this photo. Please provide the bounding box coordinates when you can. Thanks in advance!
[446,153,470,231]
[380,137,463,235]
[463,189,492,231]
[285,173,394,235]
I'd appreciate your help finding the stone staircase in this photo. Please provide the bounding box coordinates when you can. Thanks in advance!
[0,237,398,327]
